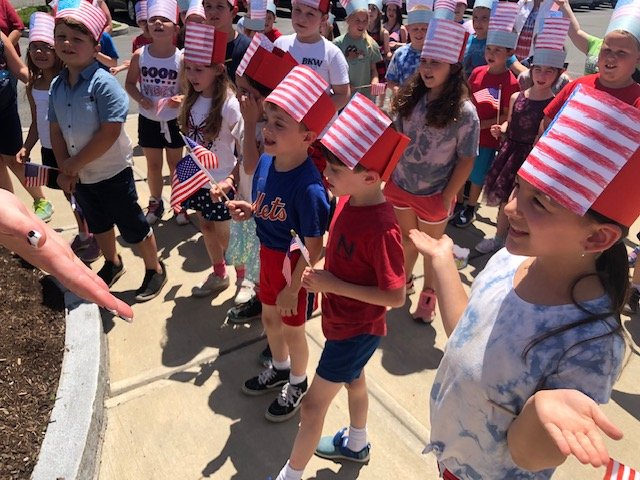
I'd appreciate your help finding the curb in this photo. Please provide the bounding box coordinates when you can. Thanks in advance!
[31,292,107,480]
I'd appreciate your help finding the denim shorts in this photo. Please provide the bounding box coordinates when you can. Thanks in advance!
[316,334,381,384]
[74,167,151,244]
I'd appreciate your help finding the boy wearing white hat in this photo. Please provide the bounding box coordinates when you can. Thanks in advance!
[461,0,491,78]
[264,1,282,41]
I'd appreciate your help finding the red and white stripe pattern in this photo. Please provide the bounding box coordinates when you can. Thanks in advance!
[135,0,148,21]
[604,459,638,480]
[370,82,387,96]
[422,19,467,64]
[535,16,570,51]
[56,0,107,40]
[24,163,54,188]
[265,66,329,124]
[186,0,205,20]
[147,0,177,22]
[236,32,274,76]
[407,0,434,11]
[29,12,55,45]
[611,2,640,22]
[489,1,519,33]
[434,0,456,14]
[385,0,403,6]
[250,0,268,19]
[520,85,640,216]
[184,23,217,64]
[321,93,391,170]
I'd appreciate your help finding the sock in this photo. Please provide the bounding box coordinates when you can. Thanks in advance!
[346,425,368,452]
[79,232,90,241]
[275,461,303,480]
[289,373,306,386]
[213,262,227,278]
[632,283,640,293]
[235,265,245,281]
[272,358,291,371]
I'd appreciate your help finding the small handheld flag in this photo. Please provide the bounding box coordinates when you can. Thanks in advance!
[290,229,311,267]
[24,163,56,188]
[370,82,387,96]
[282,230,312,287]
[604,459,638,480]
[170,135,221,208]
[473,87,500,109]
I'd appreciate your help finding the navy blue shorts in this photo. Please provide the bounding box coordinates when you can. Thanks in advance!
[182,187,234,222]
[137,115,184,149]
[0,101,22,156]
[316,334,381,384]
[74,167,151,244]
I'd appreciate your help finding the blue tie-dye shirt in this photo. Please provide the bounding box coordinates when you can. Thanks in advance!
[425,249,624,479]
[385,44,421,87]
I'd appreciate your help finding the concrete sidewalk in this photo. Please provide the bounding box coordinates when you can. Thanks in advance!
[13,115,640,480]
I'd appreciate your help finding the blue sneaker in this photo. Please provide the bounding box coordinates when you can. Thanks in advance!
[314,428,371,463]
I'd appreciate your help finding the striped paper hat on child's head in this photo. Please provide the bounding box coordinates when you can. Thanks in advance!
[55,0,107,41]
[184,22,227,64]
[29,12,55,45]
[236,33,298,90]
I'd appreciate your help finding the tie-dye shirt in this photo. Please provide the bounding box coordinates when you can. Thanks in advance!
[391,97,479,196]
[425,248,624,480]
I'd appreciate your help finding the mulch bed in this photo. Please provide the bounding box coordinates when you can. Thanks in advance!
[0,247,65,479]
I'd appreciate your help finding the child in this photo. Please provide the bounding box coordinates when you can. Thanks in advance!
[110,0,153,76]
[50,0,167,300]
[176,23,242,298]
[414,84,636,480]
[451,1,519,228]
[203,0,251,81]
[476,16,567,255]
[272,93,408,480]
[0,29,54,223]
[366,0,390,106]
[125,0,185,226]
[385,2,431,93]
[383,18,479,322]
[240,0,268,37]
[226,33,298,320]
[96,30,119,71]
[333,0,383,101]
[454,0,466,25]
[264,1,282,42]
[228,66,334,422]
[20,12,100,262]
[383,0,407,53]
[461,0,491,79]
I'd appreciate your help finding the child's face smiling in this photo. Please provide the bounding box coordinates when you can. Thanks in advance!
[407,23,427,50]
[29,41,56,70]
[598,31,640,88]
[347,11,369,38]
[54,23,98,69]
[530,65,559,89]
[262,103,311,158]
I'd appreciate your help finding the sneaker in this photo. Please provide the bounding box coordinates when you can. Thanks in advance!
[227,295,262,324]
[33,199,54,223]
[78,236,102,264]
[234,278,255,305]
[145,197,164,225]
[475,236,504,254]
[175,211,190,226]
[624,288,640,315]
[242,366,290,396]
[450,201,465,222]
[97,255,125,288]
[135,261,167,302]
[629,246,640,267]
[258,345,272,368]
[315,428,371,463]
[412,288,437,323]
[265,379,308,422]
[452,205,476,228]
[405,275,415,296]
[191,273,230,297]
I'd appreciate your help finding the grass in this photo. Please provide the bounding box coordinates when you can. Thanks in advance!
[17,6,51,26]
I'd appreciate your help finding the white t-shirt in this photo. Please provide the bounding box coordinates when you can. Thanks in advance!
[274,34,349,87]
[187,92,244,184]
[138,46,182,122]
[32,88,51,149]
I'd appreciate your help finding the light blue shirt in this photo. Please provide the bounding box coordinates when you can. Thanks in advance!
[463,35,487,79]
[49,61,132,184]
[385,44,421,87]
[426,248,624,480]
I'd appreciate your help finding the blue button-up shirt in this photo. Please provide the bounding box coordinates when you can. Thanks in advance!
[49,61,133,184]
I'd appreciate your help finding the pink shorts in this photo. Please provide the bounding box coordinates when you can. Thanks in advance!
[384,181,453,224]
[259,245,309,327]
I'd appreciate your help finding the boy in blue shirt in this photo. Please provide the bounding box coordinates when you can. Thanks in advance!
[462,0,491,78]
[50,0,167,301]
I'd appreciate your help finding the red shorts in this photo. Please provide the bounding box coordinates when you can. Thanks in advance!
[384,180,453,224]
[259,245,309,327]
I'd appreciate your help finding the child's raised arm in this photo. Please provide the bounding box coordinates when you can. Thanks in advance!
[238,93,263,175]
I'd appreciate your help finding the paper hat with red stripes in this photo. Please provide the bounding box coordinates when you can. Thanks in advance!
[606,0,640,43]
[321,93,409,181]
[407,0,434,24]
[519,85,640,227]
[292,0,331,14]
[29,12,55,45]
[184,22,227,64]
[487,0,519,48]
[385,0,403,7]
[433,0,457,21]
[244,0,267,30]
[265,65,337,134]
[421,18,468,63]
[147,0,178,22]
[135,0,148,21]
[185,0,205,21]
[55,0,107,41]
[532,15,570,68]
[236,33,298,89]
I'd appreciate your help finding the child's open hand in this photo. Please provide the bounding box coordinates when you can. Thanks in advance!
[301,267,335,294]
[225,200,253,221]
[409,230,454,261]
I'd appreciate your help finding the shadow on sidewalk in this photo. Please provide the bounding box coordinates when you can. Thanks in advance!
[611,389,640,422]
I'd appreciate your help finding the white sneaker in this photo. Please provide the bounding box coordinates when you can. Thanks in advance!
[234,278,255,305]
[475,237,504,254]
[175,211,190,226]
[192,273,230,297]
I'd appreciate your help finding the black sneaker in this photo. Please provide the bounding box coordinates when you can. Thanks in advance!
[227,295,262,324]
[258,345,272,368]
[242,366,289,396]
[97,255,125,287]
[452,205,477,228]
[265,379,308,422]
[449,202,465,223]
[135,261,167,302]
[624,288,640,315]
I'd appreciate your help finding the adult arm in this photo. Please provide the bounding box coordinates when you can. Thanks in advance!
[3,1,24,48]
[1,32,28,83]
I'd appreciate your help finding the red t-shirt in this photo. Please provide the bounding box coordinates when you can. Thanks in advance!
[544,73,640,120]
[0,0,24,57]
[321,197,405,341]
[468,65,519,149]
[265,28,282,42]
[132,34,153,53]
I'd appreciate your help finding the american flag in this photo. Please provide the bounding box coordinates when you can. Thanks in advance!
[489,1,519,32]
[473,87,500,108]
[236,32,274,77]
[339,0,349,8]
[604,459,638,480]
[535,17,570,51]
[156,97,171,115]
[24,163,55,187]
[434,0,456,14]
[184,23,215,64]
[370,82,387,96]
[422,18,468,64]
[282,230,311,286]
[250,0,267,19]
[170,136,219,209]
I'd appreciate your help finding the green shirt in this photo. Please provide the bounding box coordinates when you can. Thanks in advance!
[584,35,603,75]
[333,33,382,100]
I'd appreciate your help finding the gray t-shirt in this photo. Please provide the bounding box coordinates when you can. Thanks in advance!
[391,97,479,196]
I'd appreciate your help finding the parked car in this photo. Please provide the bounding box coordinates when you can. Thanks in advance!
[105,0,137,22]
[569,0,603,9]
